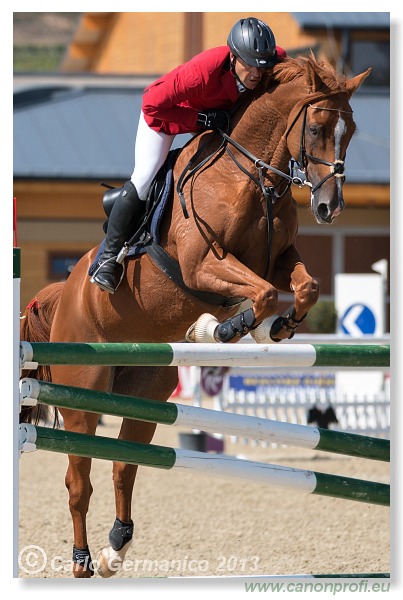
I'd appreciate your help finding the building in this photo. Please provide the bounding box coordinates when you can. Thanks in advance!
[14,12,390,329]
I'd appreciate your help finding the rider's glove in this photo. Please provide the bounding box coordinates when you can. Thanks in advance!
[196,109,230,131]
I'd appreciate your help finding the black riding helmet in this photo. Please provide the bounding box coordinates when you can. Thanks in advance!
[227,17,277,68]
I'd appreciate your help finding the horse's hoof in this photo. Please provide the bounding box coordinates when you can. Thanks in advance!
[185,313,219,343]
[250,315,280,343]
[97,540,133,578]
[72,563,93,578]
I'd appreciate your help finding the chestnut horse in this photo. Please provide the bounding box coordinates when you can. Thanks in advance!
[21,55,370,577]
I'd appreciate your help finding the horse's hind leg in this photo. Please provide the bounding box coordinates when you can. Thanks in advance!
[55,365,113,578]
[60,408,101,577]
[97,365,178,578]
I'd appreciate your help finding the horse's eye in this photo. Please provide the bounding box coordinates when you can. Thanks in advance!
[309,125,320,136]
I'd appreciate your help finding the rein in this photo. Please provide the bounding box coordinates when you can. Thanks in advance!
[175,134,226,219]
[176,128,295,280]
[173,87,351,289]
[175,90,255,218]
[175,127,291,280]
[177,88,352,215]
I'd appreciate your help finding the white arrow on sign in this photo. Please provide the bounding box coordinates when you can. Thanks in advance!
[342,304,366,336]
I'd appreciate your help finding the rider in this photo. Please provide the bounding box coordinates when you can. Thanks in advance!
[91,17,286,294]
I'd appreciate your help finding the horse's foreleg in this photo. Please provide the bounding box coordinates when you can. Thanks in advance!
[181,250,278,343]
[255,247,319,342]
[97,366,178,578]
[288,262,320,322]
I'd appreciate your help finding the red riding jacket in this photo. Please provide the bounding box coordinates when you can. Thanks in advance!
[142,45,287,135]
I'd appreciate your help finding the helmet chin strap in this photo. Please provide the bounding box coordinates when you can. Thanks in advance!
[230,56,247,93]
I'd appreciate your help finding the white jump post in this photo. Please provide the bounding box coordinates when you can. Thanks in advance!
[13,247,20,578]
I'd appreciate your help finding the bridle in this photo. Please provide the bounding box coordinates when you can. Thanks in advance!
[137,89,356,309]
[176,89,353,278]
[177,89,353,207]
[296,102,353,193]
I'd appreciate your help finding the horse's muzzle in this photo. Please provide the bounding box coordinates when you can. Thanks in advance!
[312,192,345,224]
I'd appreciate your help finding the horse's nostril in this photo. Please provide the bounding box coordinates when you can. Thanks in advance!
[317,203,330,221]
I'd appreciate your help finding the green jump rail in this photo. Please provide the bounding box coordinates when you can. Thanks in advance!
[25,425,389,507]
[20,341,391,368]
[21,379,390,462]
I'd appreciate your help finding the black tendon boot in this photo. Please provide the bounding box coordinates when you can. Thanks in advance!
[91,181,144,293]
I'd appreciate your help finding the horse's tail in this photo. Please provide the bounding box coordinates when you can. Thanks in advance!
[20,282,64,425]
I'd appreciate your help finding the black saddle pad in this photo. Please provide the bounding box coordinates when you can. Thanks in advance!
[89,149,180,276]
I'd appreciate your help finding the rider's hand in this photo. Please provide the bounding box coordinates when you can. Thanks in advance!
[197,109,230,131]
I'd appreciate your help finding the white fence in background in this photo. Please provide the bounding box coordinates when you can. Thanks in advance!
[214,370,390,445]
[182,334,390,446]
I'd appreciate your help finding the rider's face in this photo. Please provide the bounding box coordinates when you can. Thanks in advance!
[232,54,269,89]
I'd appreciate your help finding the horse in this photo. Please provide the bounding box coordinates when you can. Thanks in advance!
[20,54,370,577]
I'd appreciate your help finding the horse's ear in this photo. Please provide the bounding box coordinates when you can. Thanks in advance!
[346,68,372,97]
[306,60,323,92]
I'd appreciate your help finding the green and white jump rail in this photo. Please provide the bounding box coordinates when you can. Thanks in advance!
[20,379,390,462]
[20,341,390,369]
[19,424,389,506]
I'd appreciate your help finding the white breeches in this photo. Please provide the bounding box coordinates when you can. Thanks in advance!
[131,112,175,200]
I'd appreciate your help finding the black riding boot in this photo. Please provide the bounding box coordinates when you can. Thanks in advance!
[91,181,144,294]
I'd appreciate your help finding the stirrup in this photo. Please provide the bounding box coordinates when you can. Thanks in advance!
[90,257,126,294]
[91,276,116,294]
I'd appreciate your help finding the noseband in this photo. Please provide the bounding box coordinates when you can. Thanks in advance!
[284,91,353,193]
[296,103,353,192]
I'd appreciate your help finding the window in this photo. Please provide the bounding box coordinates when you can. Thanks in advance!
[48,252,83,280]
[348,40,390,88]
[344,235,390,293]
[295,235,333,295]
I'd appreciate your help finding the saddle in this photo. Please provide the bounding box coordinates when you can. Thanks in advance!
[89,149,243,308]
[99,148,181,259]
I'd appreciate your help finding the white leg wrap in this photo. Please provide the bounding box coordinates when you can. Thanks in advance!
[97,539,133,578]
[185,313,219,343]
[250,315,280,344]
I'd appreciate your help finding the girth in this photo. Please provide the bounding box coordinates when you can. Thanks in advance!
[144,238,245,308]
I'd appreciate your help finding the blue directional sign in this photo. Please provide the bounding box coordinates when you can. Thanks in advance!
[341,303,376,336]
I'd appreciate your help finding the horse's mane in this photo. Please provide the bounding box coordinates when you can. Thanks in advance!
[272,52,348,92]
